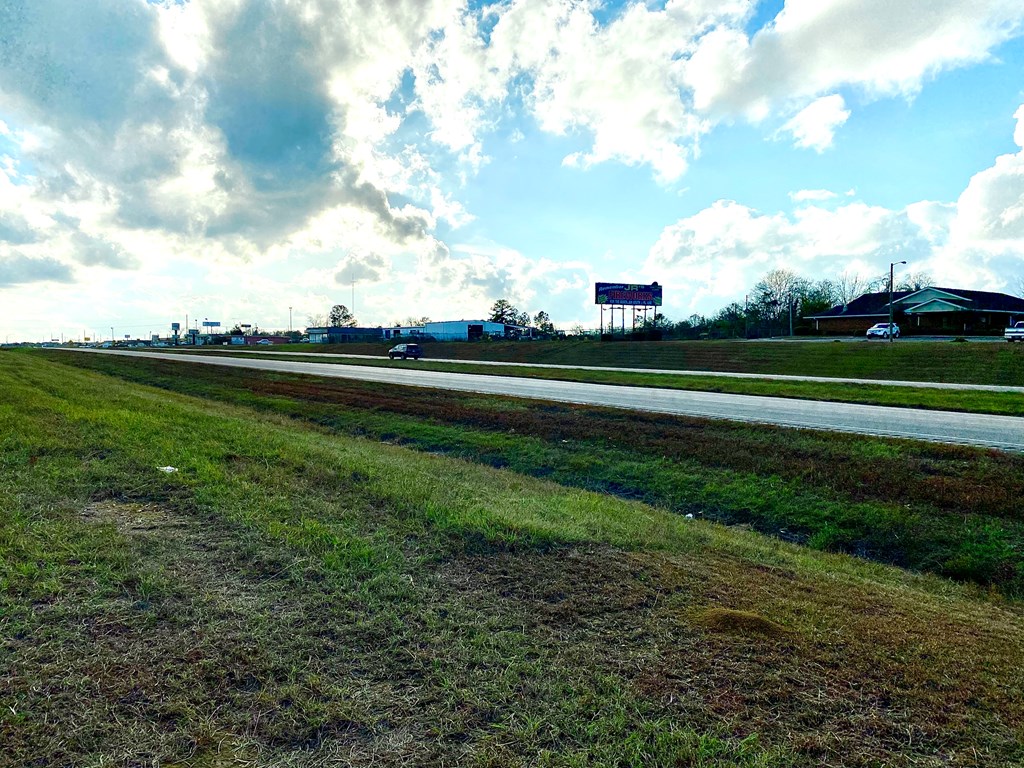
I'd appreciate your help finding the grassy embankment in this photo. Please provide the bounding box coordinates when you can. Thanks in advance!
[163,346,1024,416]
[4,351,1024,766]
[45,350,1024,595]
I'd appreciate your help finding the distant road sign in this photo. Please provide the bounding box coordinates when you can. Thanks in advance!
[202,321,220,328]
[171,322,180,331]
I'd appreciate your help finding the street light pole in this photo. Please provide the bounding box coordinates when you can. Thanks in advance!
[889,260,906,343]
[288,306,292,333]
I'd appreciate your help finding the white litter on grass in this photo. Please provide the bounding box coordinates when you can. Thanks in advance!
[157,466,178,473]
[685,513,694,519]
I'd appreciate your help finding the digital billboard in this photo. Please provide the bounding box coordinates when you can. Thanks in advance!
[595,282,662,306]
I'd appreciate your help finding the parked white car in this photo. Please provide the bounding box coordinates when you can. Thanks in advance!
[1006,321,1024,342]
[866,322,900,339]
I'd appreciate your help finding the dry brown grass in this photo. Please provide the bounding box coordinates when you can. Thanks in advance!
[442,544,1024,766]
[697,608,791,637]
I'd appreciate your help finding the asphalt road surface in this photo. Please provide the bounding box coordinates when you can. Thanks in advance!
[63,348,1024,451]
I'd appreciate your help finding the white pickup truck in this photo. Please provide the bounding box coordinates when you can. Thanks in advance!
[1006,321,1024,342]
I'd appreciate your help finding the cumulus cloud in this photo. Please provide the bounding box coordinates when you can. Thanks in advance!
[686,0,1024,119]
[0,0,459,270]
[413,0,753,182]
[644,102,1024,314]
[931,104,1024,287]
[644,199,935,313]
[949,104,1024,245]
[2,0,1024,339]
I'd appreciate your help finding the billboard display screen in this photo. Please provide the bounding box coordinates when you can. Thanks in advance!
[202,321,220,328]
[595,282,662,306]
[171,322,180,331]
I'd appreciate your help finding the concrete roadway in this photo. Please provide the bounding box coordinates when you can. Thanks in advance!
[62,348,1024,452]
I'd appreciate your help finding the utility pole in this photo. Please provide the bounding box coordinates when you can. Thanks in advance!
[288,306,292,333]
[110,326,114,343]
[889,260,906,343]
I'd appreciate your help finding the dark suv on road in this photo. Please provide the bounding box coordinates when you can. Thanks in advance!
[388,343,423,360]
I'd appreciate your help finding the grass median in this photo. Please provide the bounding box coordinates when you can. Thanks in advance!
[4,350,1024,766]
[202,338,1024,385]
[41,349,1024,596]
[157,347,1024,416]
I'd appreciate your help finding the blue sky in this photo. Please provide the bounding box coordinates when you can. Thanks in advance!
[1,0,1023,341]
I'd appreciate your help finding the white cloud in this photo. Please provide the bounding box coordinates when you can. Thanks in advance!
[645,199,935,315]
[2,1,1024,340]
[778,94,850,152]
[791,189,837,203]
[950,104,1024,245]
[688,0,1024,115]
[931,104,1024,287]
[644,103,1024,316]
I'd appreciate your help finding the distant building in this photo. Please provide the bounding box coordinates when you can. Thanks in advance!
[808,287,1024,335]
[230,334,292,345]
[381,324,426,340]
[306,326,384,343]
[308,320,533,343]
[388,320,531,341]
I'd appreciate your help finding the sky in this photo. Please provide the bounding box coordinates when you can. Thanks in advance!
[1,0,1024,342]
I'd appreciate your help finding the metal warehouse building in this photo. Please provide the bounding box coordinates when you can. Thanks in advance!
[384,320,529,341]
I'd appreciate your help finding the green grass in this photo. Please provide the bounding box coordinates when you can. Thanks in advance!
[185,338,1024,385]
[161,346,1024,415]
[5,352,1024,765]
[41,350,1024,596]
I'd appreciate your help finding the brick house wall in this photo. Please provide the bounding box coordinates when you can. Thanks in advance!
[813,316,884,334]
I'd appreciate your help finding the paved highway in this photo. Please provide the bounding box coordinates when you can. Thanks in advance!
[62,348,1024,451]
[179,348,1024,393]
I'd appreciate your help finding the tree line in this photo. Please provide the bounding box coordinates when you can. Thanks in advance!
[640,268,933,339]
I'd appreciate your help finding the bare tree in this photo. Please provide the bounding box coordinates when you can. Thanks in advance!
[306,313,327,327]
[866,272,891,293]
[836,271,866,305]
[752,269,805,317]
[1014,274,1024,298]
[896,271,934,292]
